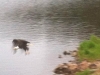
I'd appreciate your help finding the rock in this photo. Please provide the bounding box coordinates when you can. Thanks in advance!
[63,51,70,55]
[94,61,100,68]
[58,55,62,58]
[67,62,79,73]
[89,64,97,69]
[79,60,91,70]
[70,50,77,57]
[54,65,71,74]
[54,63,79,75]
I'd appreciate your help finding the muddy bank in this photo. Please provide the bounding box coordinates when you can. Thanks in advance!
[53,51,100,75]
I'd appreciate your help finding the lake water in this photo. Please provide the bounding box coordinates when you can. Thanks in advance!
[0,0,100,75]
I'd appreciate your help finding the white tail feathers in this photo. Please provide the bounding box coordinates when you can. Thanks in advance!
[27,43,33,46]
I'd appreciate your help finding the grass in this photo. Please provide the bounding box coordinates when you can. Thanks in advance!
[77,35,100,61]
[75,69,91,75]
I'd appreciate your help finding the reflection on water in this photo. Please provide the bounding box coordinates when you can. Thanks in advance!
[0,0,100,75]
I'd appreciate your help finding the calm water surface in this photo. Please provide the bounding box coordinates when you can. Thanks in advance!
[0,0,100,75]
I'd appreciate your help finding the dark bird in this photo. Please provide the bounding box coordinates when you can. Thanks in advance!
[12,39,31,55]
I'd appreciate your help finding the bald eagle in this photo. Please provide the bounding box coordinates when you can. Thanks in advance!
[12,39,31,55]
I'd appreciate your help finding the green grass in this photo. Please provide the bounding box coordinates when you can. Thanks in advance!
[75,70,91,75]
[77,35,100,61]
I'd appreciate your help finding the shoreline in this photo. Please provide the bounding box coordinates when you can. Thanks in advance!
[53,50,100,75]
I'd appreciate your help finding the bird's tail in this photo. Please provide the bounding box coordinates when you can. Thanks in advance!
[27,43,33,46]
